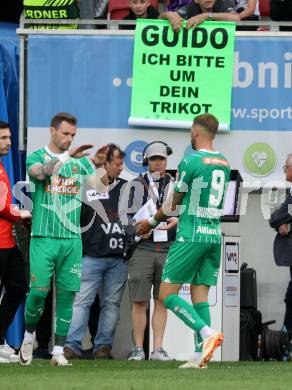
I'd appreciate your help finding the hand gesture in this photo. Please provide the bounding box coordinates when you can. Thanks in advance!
[186,14,208,29]
[278,223,289,236]
[19,209,32,220]
[168,12,183,32]
[157,217,178,230]
[91,145,109,168]
[69,144,93,159]
[135,219,152,236]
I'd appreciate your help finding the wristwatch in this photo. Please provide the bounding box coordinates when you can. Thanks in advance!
[208,12,213,20]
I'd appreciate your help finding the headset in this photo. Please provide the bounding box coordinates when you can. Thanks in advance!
[142,141,173,166]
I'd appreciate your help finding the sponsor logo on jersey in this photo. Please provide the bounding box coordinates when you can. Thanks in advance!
[197,207,223,219]
[46,175,79,195]
[202,157,229,167]
[196,226,220,235]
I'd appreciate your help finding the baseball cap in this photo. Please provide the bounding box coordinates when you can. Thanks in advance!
[145,143,168,159]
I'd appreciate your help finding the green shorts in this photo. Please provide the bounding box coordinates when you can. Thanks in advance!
[162,242,221,286]
[29,237,82,291]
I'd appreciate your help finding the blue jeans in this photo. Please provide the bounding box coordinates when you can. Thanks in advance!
[65,255,127,354]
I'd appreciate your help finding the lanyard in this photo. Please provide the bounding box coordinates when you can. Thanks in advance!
[146,172,169,207]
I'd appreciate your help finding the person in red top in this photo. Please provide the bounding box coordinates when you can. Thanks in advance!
[0,120,31,363]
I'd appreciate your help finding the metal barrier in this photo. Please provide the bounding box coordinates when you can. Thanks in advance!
[19,16,292,30]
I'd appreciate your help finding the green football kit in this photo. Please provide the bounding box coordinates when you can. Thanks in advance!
[161,149,230,356]
[162,149,231,286]
[26,147,95,291]
[25,147,96,340]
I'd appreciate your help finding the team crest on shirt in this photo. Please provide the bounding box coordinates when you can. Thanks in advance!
[44,153,53,163]
[72,166,79,174]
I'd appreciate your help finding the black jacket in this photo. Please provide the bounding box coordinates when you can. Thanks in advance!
[269,193,292,266]
[81,178,127,258]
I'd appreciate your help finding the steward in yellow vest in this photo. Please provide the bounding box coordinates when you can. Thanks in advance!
[23,0,80,29]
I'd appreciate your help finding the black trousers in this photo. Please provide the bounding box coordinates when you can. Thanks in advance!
[284,267,292,332]
[0,246,27,343]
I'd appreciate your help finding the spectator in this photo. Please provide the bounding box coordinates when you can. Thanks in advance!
[162,0,240,31]
[124,141,177,361]
[270,0,292,31]
[235,0,259,31]
[23,0,80,29]
[165,0,192,12]
[236,0,259,20]
[120,0,159,29]
[64,144,128,360]
[0,120,30,364]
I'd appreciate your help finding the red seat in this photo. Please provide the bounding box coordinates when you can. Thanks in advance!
[108,0,159,20]
[258,0,270,17]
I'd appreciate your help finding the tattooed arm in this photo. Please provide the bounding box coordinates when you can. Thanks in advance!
[27,144,94,181]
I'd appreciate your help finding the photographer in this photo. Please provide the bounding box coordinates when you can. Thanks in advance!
[64,144,128,360]
[123,141,177,361]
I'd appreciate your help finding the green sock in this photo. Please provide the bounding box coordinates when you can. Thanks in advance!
[55,289,75,343]
[163,294,206,332]
[25,288,48,331]
[194,302,210,352]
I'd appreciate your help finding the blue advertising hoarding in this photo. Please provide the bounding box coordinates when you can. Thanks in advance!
[27,34,292,131]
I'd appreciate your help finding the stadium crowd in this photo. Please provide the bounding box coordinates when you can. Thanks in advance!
[0,0,290,30]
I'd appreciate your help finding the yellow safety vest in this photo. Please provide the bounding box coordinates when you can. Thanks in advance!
[23,0,79,29]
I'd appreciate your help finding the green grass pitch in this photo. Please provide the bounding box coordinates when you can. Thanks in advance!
[0,360,291,390]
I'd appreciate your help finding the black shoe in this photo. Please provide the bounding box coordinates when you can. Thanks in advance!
[63,346,80,360]
[94,346,113,360]
[33,347,52,359]
[81,348,94,360]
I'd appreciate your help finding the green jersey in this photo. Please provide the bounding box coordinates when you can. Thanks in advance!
[27,147,95,238]
[174,150,230,244]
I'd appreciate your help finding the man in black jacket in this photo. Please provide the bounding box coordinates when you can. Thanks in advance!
[64,144,127,360]
[270,153,292,334]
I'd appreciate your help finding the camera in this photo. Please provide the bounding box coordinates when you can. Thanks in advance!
[123,223,140,261]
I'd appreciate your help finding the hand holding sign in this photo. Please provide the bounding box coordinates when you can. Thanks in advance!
[186,14,209,29]
[166,11,183,32]
[129,20,236,130]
